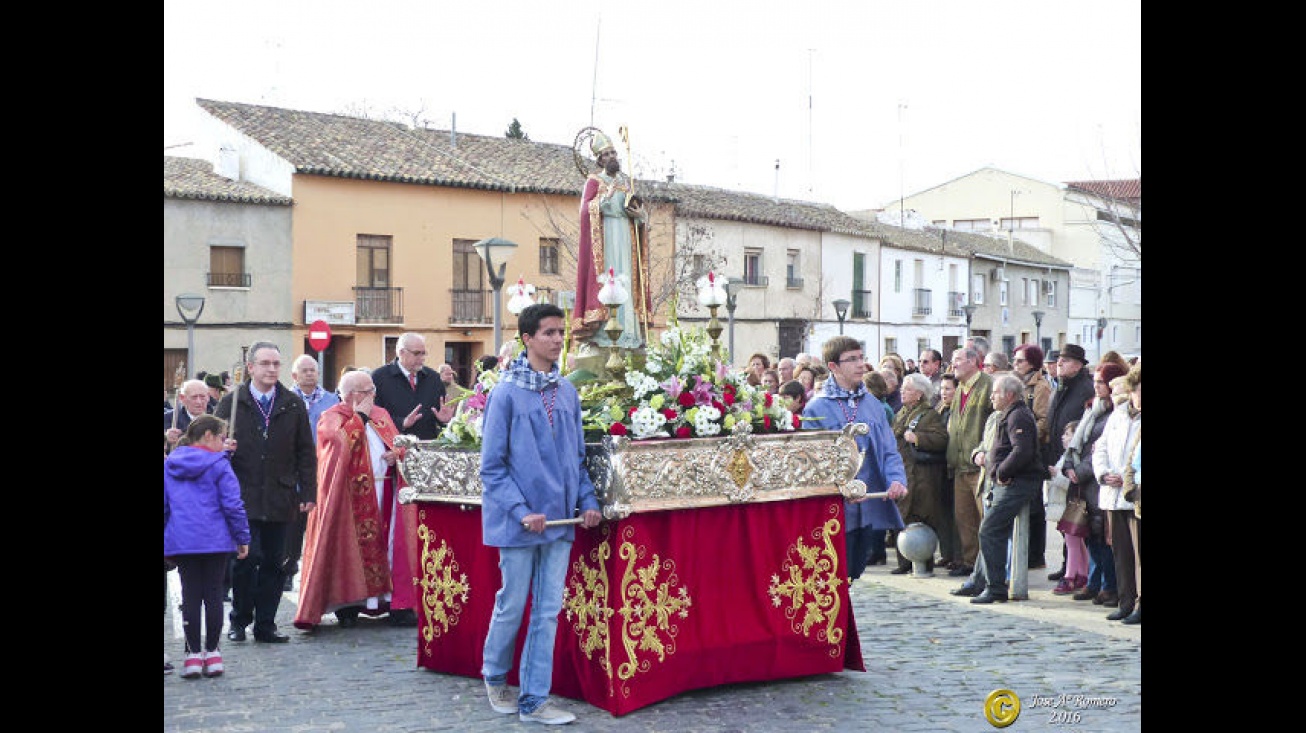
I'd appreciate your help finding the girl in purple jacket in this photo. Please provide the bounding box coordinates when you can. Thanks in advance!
[164,415,250,679]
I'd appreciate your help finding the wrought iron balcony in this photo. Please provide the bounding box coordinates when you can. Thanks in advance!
[743,273,769,287]
[449,288,492,324]
[786,276,804,289]
[912,288,933,317]
[207,272,251,288]
[947,291,965,317]
[354,286,404,324]
[851,289,872,318]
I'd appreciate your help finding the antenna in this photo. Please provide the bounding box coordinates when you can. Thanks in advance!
[590,15,602,125]
[807,49,815,197]
[898,101,907,225]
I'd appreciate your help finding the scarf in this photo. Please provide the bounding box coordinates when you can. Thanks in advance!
[1065,395,1112,463]
[499,353,561,392]
[822,378,868,403]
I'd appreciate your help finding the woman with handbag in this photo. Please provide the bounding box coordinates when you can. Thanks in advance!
[1060,361,1128,606]
[1049,421,1089,594]
[888,373,949,574]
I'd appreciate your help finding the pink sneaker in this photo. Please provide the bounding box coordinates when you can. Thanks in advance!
[181,653,204,679]
[202,650,224,677]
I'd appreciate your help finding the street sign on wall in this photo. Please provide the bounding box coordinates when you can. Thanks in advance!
[305,300,356,325]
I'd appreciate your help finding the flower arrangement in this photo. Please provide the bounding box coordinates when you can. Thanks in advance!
[432,317,802,450]
[578,318,800,441]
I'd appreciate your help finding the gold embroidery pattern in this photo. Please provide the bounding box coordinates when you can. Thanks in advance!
[767,508,844,658]
[562,524,615,694]
[615,524,692,699]
[416,518,470,656]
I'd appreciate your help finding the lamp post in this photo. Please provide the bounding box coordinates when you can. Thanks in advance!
[1031,309,1045,348]
[1096,315,1108,361]
[472,237,519,353]
[832,298,851,335]
[962,303,978,336]
[725,277,745,364]
[175,293,206,379]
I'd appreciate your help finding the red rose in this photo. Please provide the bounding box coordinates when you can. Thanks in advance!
[722,391,735,406]
[678,391,697,408]
[763,415,773,431]
[764,393,773,407]
[609,422,628,436]
[792,414,802,430]
[723,383,736,396]
[662,408,678,421]
[712,399,725,413]
[675,426,691,439]
[629,406,640,416]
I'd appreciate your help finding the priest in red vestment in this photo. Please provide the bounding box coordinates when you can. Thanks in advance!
[293,370,421,630]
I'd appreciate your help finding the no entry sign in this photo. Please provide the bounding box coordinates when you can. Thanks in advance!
[308,320,332,351]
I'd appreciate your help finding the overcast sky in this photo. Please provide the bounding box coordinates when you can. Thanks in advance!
[164,0,1141,212]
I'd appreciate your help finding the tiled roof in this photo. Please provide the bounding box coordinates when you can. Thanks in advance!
[164,155,293,205]
[188,97,1069,269]
[1064,178,1141,202]
[846,214,1073,268]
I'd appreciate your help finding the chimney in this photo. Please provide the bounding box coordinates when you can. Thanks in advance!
[215,146,240,180]
[450,112,457,148]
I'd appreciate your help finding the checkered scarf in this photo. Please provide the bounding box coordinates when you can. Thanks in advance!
[499,353,561,393]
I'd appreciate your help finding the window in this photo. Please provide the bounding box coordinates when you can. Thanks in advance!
[539,238,559,275]
[999,279,1008,306]
[450,238,485,323]
[852,252,870,317]
[1044,279,1057,308]
[884,337,897,357]
[1135,325,1141,344]
[691,254,707,279]
[953,218,989,231]
[894,260,903,293]
[357,234,391,287]
[209,245,247,287]
[1021,278,1030,305]
[786,250,802,288]
[744,249,765,285]
[999,216,1040,230]
[971,273,985,305]
[916,337,930,355]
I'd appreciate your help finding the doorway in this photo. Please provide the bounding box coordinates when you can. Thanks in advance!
[445,342,474,390]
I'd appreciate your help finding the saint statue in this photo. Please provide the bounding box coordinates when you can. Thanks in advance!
[574,128,652,349]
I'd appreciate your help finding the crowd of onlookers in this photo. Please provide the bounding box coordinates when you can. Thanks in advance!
[736,340,1141,626]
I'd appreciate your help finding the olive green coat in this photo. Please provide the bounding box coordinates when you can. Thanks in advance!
[892,400,949,525]
[945,371,994,475]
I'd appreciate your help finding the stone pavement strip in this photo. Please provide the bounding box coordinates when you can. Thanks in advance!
[164,549,1140,733]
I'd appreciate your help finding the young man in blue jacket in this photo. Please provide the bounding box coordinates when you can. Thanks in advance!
[478,303,603,725]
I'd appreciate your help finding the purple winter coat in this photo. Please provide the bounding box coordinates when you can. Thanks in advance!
[164,446,251,556]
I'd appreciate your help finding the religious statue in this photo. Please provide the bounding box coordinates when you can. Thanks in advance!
[573,126,652,349]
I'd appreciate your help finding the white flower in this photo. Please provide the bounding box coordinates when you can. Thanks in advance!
[630,406,668,439]
[693,404,722,436]
[625,371,659,400]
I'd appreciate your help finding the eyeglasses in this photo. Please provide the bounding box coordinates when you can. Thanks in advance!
[254,360,282,368]
[404,349,427,357]
[351,387,376,394]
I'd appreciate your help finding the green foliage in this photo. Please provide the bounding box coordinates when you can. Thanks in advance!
[505,118,529,140]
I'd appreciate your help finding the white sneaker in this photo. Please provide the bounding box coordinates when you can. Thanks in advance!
[519,700,576,725]
[485,681,516,714]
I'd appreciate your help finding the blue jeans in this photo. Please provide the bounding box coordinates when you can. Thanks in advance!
[482,541,572,714]
[1085,533,1117,592]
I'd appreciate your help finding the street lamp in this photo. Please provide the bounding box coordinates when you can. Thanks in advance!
[472,237,519,353]
[1096,315,1108,361]
[1031,309,1045,347]
[832,298,851,335]
[725,277,745,364]
[175,293,206,379]
[962,304,978,336]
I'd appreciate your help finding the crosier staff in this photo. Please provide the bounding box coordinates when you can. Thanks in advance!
[617,125,649,345]
[171,361,186,431]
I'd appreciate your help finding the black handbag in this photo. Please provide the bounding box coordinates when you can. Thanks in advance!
[907,411,946,464]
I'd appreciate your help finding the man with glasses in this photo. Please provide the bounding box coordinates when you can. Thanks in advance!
[943,346,994,580]
[293,370,419,630]
[802,336,908,584]
[917,349,945,407]
[216,341,317,643]
[372,333,456,442]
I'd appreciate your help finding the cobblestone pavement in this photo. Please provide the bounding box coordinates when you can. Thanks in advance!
[164,548,1141,733]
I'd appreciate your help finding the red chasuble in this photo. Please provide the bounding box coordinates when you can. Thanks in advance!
[294,403,420,629]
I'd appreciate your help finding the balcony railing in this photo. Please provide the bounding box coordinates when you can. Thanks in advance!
[449,288,492,324]
[947,291,965,317]
[851,289,872,318]
[743,273,769,287]
[354,286,404,324]
[912,288,933,317]
[786,276,804,289]
[207,272,251,287]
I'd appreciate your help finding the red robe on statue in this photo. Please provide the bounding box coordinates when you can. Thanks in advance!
[293,402,420,629]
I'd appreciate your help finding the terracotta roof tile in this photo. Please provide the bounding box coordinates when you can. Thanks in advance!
[164,155,292,205]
